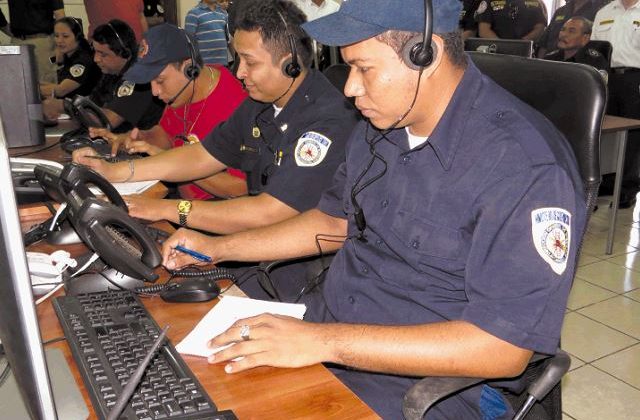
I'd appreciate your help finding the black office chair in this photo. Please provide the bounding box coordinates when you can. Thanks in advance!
[402,53,606,420]
[322,63,354,105]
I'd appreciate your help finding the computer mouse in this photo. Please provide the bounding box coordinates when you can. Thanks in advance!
[159,278,221,303]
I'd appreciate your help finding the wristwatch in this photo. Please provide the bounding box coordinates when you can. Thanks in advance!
[177,200,192,226]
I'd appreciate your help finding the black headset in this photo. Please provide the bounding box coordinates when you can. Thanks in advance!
[107,22,131,59]
[275,9,301,79]
[182,30,202,80]
[401,0,436,71]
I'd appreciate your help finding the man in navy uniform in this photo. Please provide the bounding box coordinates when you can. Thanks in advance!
[162,0,586,418]
[543,17,609,72]
[477,0,546,41]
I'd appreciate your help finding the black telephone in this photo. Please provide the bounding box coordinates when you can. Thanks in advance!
[33,163,164,293]
[60,96,115,154]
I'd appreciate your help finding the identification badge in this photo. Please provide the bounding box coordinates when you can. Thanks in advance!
[294,131,332,167]
[252,127,261,138]
[531,208,571,275]
[117,81,135,97]
[70,64,85,78]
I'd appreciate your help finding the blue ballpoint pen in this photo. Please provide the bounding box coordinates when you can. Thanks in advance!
[174,245,212,263]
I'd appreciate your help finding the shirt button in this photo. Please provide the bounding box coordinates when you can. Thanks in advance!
[348,296,355,304]
[381,199,389,208]
[496,111,504,119]
[376,239,383,246]
[361,266,368,274]
[402,155,411,163]
[411,240,420,249]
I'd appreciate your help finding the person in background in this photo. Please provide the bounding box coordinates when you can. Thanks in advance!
[536,0,607,58]
[144,0,165,27]
[459,0,482,39]
[7,0,65,83]
[0,9,11,37]
[543,17,609,72]
[185,0,230,66]
[477,0,546,41]
[40,17,101,99]
[43,19,164,133]
[83,0,148,42]
[159,0,586,418]
[91,23,248,200]
[293,0,339,21]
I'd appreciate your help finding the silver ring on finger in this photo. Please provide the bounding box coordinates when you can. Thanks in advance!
[240,324,250,341]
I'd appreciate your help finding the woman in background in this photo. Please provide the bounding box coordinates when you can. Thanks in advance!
[40,17,101,99]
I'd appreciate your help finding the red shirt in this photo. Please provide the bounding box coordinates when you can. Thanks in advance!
[84,0,145,41]
[160,65,247,200]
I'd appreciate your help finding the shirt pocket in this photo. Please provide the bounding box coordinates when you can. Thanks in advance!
[593,20,613,38]
[389,209,463,265]
[632,21,640,48]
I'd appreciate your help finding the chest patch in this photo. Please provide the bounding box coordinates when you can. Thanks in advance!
[117,80,135,97]
[70,64,85,78]
[294,131,332,167]
[531,208,571,275]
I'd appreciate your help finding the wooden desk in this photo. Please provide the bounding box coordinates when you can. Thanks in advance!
[601,115,640,254]
[35,283,378,419]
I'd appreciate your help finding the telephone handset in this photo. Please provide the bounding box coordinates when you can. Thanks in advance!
[60,95,113,154]
[66,190,161,282]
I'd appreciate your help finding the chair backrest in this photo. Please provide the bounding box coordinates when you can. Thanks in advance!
[322,63,354,105]
[584,40,613,65]
[469,52,606,220]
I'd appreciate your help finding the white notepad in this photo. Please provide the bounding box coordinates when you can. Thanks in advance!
[176,295,307,358]
[89,179,158,196]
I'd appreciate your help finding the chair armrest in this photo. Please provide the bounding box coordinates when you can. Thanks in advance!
[402,377,483,420]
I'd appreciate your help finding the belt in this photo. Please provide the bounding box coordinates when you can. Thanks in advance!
[15,32,50,40]
[612,67,640,75]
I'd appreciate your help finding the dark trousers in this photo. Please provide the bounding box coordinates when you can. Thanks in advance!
[608,70,640,183]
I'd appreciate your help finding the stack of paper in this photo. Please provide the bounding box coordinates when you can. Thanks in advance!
[176,296,307,358]
[89,179,158,196]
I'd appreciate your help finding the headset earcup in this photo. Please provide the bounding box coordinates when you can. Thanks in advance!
[281,58,301,79]
[183,62,201,80]
[401,35,437,71]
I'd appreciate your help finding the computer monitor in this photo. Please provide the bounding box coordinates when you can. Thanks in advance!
[0,45,45,148]
[0,120,57,417]
[464,38,534,58]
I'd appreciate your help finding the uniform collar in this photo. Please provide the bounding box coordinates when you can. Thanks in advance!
[613,0,640,9]
[271,69,319,132]
[424,60,481,171]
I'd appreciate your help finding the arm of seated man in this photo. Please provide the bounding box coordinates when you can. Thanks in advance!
[192,171,248,199]
[72,142,225,183]
[208,316,533,380]
[129,192,297,234]
[162,208,348,269]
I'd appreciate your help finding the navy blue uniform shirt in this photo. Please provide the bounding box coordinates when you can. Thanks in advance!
[90,67,165,133]
[203,68,360,212]
[477,0,546,39]
[311,61,586,419]
[56,47,102,98]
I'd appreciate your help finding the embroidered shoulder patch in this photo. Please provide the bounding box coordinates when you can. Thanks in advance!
[531,208,571,275]
[117,80,135,97]
[294,131,332,167]
[70,64,85,78]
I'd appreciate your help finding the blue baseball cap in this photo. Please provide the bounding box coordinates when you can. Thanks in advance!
[302,0,462,46]
[125,24,193,84]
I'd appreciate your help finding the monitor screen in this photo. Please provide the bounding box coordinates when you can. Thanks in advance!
[0,118,57,418]
[0,45,45,148]
[464,38,534,58]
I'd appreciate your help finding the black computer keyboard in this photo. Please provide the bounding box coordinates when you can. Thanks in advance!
[53,290,236,420]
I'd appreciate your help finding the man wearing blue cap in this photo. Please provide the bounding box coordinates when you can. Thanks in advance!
[77,23,248,201]
[162,0,585,418]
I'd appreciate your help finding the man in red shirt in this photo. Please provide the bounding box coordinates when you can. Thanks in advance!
[84,0,148,41]
[93,23,247,201]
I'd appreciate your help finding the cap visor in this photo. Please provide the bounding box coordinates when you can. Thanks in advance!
[123,62,165,84]
[302,12,387,47]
